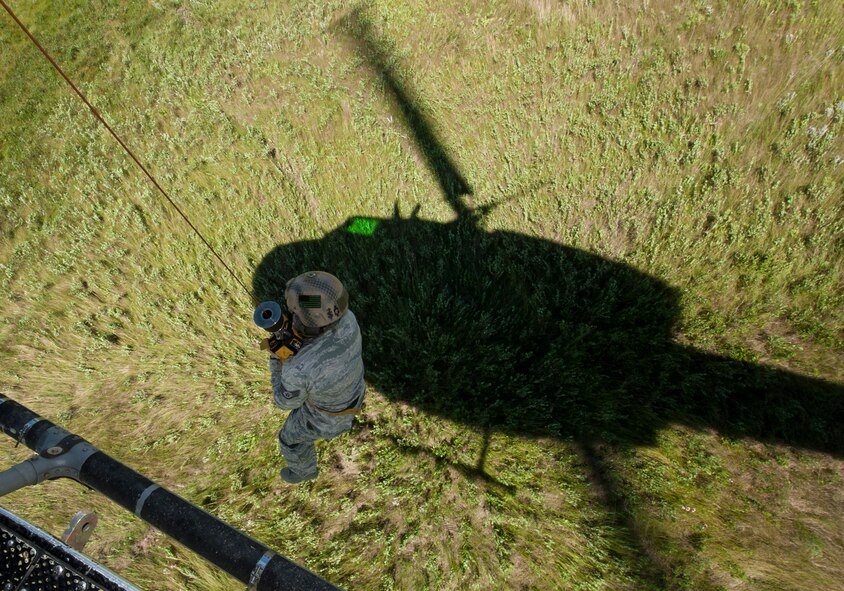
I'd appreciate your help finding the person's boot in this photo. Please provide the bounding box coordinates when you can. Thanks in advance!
[280,467,318,484]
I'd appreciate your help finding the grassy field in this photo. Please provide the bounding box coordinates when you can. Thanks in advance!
[1,1,843,590]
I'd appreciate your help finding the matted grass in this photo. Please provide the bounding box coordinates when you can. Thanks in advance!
[1,1,842,590]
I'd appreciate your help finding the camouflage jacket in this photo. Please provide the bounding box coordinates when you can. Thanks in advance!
[270,310,365,414]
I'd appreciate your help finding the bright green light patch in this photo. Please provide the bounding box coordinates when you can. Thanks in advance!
[346,217,379,236]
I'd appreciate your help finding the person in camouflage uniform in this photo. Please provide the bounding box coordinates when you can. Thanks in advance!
[268,271,366,484]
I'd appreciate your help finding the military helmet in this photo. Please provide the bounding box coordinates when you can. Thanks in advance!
[285,271,349,329]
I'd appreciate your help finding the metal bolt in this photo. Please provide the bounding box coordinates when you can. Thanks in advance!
[5,582,15,591]
[4,538,14,548]
[46,446,63,456]
[76,582,88,591]
[52,564,65,578]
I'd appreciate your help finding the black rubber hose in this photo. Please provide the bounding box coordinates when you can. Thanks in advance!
[0,394,340,591]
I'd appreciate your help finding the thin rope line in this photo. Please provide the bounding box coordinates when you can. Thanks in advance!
[1,0,254,303]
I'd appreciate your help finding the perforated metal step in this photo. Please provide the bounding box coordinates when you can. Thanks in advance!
[0,506,140,591]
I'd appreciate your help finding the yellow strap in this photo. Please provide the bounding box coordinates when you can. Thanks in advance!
[314,394,364,416]
[318,406,362,416]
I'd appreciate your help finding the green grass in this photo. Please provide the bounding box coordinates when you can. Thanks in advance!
[1,1,843,590]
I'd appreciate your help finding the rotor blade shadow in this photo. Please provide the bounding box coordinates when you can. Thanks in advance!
[339,7,473,218]
[573,439,672,589]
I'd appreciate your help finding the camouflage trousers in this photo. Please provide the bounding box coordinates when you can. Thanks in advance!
[278,406,354,477]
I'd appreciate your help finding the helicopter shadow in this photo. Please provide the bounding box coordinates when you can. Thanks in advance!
[253,8,844,588]
[253,211,844,455]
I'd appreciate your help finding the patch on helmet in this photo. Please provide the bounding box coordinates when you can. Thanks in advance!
[281,388,301,400]
[299,294,321,308]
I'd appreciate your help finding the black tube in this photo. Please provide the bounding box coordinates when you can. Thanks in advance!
[258,555,338,591]
[78,453,268,583]
[77,452,158,511]
[0,395,54,449]
[0,461,38,495]
[0,395,341,590]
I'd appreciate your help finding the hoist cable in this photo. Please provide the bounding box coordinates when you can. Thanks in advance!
[0,0,255,303]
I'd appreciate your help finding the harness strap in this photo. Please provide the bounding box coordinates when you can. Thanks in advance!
[318,406,362,416]
[313,389,365,416]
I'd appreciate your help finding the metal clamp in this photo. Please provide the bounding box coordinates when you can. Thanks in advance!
[134,484,160,517]
[247,551,275,591]
[15,417,42,447]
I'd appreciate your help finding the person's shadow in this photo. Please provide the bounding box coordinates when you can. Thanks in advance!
[252,8,844,588]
